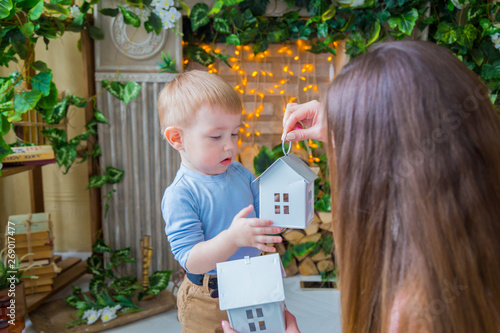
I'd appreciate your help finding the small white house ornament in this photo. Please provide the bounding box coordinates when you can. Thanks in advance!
[217,254,286,333]
[253,143,318,229]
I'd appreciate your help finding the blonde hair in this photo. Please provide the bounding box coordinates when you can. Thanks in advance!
[158,70,242,132]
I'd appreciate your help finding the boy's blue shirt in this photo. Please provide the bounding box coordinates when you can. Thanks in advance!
[162,161,261,275]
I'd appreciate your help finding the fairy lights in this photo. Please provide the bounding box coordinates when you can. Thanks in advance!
[202,41,333,148]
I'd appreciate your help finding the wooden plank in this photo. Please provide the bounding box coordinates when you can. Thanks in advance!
[57,257,82,271]
[80,17,102,245]
[26,259,88,313]
[0,165,35,177]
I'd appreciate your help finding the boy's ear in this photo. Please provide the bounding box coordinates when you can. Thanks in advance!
[164,126,183,150]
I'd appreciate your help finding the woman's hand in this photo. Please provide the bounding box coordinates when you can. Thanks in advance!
[226,204,282,253]
[282,100,327,142]
[221,309,301,333]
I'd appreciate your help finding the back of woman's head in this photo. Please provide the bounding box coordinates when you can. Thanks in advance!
[327,40,500,333]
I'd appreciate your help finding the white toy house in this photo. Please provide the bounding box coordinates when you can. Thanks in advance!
[217,254,286,333]
[254,153,318,229]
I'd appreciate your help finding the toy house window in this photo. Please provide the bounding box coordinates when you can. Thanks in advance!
[249,322,256,332]
[274,193,280,202]
[284,206,289,214]
[256,308,263,317]
[246,310,254,319]
[275,205,280,214]
[283,193,289,202]
[259,321,266,330]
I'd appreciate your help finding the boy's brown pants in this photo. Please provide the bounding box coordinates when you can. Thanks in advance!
[177,274,229,333]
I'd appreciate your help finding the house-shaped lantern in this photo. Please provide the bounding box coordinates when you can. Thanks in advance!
[254,153,318,229]
[217,253,286,333]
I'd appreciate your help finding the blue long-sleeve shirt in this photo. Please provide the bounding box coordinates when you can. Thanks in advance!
[162,162,261,275]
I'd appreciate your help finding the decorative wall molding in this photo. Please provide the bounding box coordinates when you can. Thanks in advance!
[95,72,178,82]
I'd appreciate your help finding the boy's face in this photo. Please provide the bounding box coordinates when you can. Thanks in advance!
[180,104,241,176]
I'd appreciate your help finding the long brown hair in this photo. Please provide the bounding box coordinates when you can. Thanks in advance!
[326,41,500,333]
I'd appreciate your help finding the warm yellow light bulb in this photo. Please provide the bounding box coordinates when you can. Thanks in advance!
[238,138,242,146]
[269,90,275,94]
[258,93,264,99]
[327,56,332,61]
[280,90,285,95]
[242,78,248,86]
[313,85,318,92]
[289,97,296,103]
[283,66,289,72]
[249,89,256,94]
[244,123,250,127]
[239,70,245,75]
[296,143,300,149]
[235,50,240,55]
[279,80,285,84]
[294,56,299,61]
[252,71,258,77]
[287,50,293,56]
[268,72,273,77]
[303,87,308,92]
[247,113,254,119]
[244,45,251,51]
[289,71,294,75]
[300,76,306,81]
[308,84,313,89]
[215,48,221,53]
[246,132,251,137]
[229,57,238,62]
[239,128,245,133]
[256,131,261,136]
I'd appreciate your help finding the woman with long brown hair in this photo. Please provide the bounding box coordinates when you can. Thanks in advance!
[222,40,500,332]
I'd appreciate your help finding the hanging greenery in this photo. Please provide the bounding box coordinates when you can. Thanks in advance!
[182,0,500,104]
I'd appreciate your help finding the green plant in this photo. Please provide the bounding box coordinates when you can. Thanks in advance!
[183,0,500,105]
[65,239,172,327]
[0,247,37,290]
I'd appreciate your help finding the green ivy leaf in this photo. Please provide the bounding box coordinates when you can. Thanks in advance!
[0,0,13,19]
[138,270,172,301]
[317,21,328,38]
[45,98,69,124]
[22,22,35,38]
[89,26,105,40]
[254,145,278,176]
[267,27,289,43]
[387,8,418,36]
[106,166,124,184]
[93,109,108,124]
[366,20,381,47]
[253,38,268,54]
[99,8,119,17]
[41,128,66,148]
[208,0,224,15]
[191,47,215,66]
[102,80,124,101]
[292,241,316,257]
[31,72,53,96]
[239,0,268,17]
[321,235,334,255]
[31,60,49,73]
[55,142,77,173]
[280,249,293,267]
[0,136,14,163]
[68,95,87,107]
[13,90,42,114]
[321,3,335,21]
[38,82,58,109]
[214,16,231,34]
[0,114,10,136]
[118,5,141,28]
[12,42,28,60]
[88,174,110,188]
[435,22,457,44]
[190,3,209,31]
[44,2,68,15]
[146,11,162,35]
[456,24,477,49]
[89,276,106,292]
[123,81,141,106]
[226,34,241,45]
[92,238,113,253]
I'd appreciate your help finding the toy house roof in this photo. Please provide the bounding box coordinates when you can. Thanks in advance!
[217,253,286,311]
[253,153,318,184]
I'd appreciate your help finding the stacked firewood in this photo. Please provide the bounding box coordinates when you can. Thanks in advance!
[268,211,335,277]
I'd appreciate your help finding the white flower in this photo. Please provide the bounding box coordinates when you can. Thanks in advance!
[450,0,470,10]
[101,307,118,323]
[70,5,81,18]
[83,309,102,325]
[164,7,181,29]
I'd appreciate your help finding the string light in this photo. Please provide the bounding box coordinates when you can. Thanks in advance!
[201,40,324,151]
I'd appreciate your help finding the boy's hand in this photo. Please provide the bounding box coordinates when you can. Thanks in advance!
[227,205,282,252]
